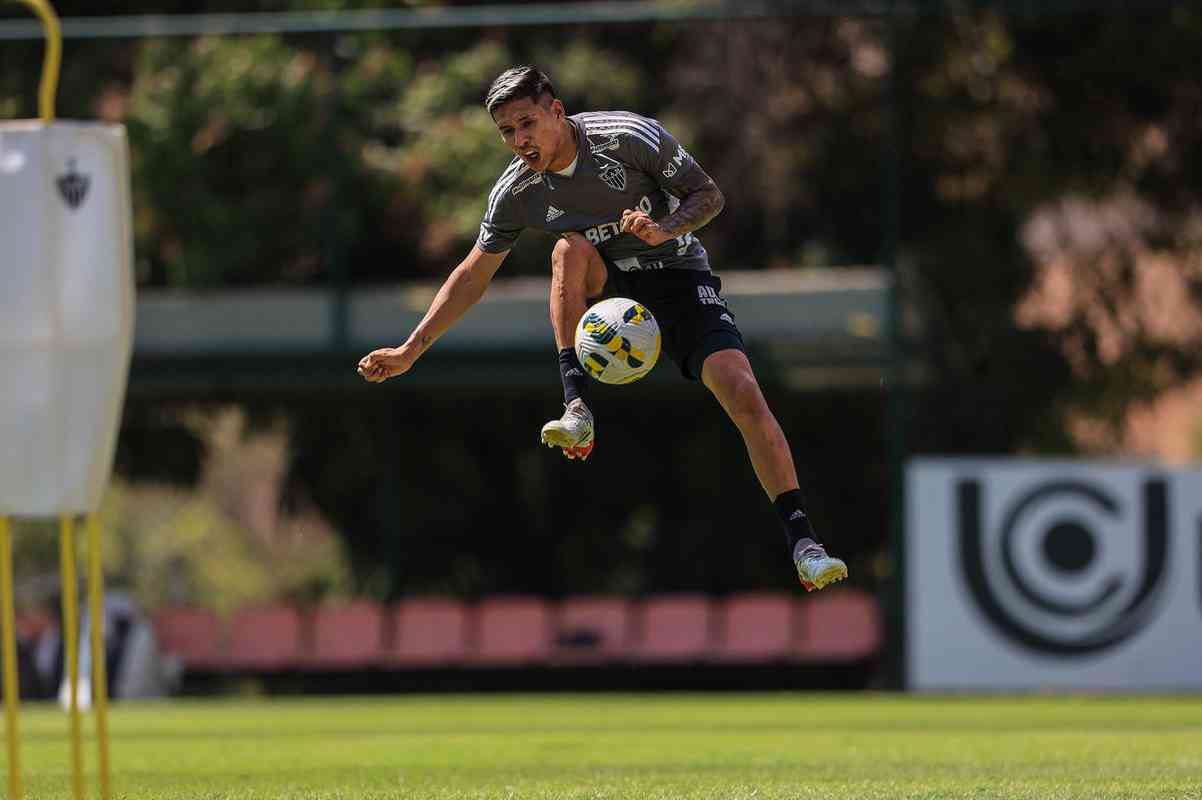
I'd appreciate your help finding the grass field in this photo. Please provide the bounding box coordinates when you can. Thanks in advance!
[5,693,1201,799]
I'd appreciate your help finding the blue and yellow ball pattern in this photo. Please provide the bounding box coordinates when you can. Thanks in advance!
[573,297,661,385]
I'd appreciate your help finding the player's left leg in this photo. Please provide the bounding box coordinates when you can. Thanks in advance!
[540,233,610,460]
[700,349,848,591]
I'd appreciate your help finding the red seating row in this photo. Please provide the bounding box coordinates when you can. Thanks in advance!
[153,591,881,672]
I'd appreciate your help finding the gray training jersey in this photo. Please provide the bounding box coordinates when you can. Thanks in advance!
[476,111,711,272]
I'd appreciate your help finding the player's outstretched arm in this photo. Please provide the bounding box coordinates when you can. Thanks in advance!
[620,166,725,246]
[358,246,509,382]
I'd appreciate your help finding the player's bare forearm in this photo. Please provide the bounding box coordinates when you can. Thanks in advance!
[358,246,507,382]
[407,263,487,350]
[658,169,725,237]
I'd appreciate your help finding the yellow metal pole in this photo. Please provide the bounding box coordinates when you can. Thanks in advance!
[86,513,111,800]
[13,0,62,123]
[11,5,73,797]
[59,515,83,800]
[0,517,21,800]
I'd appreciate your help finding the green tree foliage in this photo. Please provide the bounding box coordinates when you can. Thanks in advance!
[660,18,889,270]
[126,35,412,285]
[13,470,351,617]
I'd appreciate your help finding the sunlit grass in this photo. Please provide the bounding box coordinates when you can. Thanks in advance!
[4,693,1200,799]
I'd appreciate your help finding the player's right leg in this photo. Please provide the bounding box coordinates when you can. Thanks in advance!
[541,233,609,460]
[699,333,847,591]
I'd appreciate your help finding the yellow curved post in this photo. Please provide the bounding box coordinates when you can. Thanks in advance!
[86,513,111,800]
[0,516,21,800]
[12,0,62,122]
[59,516,84,800]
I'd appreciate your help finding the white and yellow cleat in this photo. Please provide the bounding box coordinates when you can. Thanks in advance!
[540,398,595,460]
[794,541,848,592]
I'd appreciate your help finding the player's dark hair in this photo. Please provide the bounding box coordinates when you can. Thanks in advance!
[485,66,557,117]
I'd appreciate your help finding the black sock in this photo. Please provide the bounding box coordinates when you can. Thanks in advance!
[773,488,817,555]
[558,348,589,405]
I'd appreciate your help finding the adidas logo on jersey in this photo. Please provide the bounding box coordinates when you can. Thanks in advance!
[546,205,565,222]
[789,510,807,521]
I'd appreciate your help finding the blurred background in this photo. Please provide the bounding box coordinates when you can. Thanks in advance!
[2,0,1200,699]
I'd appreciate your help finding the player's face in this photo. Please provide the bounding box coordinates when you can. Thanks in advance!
[493,96,568,172]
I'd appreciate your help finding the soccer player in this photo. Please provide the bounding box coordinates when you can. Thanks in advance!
[358,66,847,591]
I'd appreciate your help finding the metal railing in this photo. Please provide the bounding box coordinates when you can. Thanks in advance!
[0,0,1164,40]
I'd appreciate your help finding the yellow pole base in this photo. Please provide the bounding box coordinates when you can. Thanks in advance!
[0,516,21,800]
[87,513,111,800]
[60,515,84,800]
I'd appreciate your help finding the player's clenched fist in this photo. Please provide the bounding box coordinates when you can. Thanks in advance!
[357,345,417,382]
[620,208,673,247]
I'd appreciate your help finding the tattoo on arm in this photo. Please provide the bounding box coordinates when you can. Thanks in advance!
[657,169,725,237]
[409,332,433,354]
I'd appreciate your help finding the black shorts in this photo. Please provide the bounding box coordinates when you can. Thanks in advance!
[598,265,745,381]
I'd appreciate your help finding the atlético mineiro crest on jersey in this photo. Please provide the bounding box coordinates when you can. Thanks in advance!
[56,158,90,211]
[594,153,627,192]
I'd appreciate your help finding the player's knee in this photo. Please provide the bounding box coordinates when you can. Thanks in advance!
[705,352,767,422]
[729,374,767,423]
[552,234,606,297]
[552,233,597,270]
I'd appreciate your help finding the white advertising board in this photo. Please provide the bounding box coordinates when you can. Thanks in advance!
[907,459,1202,690]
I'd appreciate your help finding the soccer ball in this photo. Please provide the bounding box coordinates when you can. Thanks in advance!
[574,297,661,385]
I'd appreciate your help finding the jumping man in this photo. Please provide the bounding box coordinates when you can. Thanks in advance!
[358,66,847,591]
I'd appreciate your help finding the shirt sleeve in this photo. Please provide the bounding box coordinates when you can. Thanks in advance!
[624,116,701,197]
[476,171,524,253]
